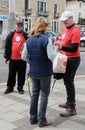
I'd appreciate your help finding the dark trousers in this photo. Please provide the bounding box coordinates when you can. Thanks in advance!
[7,59,26,90]
[63,57,80,109]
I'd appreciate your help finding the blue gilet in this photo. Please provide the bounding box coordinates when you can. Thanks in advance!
[26,32,52,76]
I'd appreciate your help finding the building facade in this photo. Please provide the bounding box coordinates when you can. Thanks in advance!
[66,0,85,30]
[0,0,66,34]
[0,0,9,34]
[1,0,85,34]
[15,0,66,33]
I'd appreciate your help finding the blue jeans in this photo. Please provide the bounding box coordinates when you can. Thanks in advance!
[30,76,51,125]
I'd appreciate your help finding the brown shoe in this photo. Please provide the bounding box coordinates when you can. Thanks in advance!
[60,108,76,117]
[59,103,68,108]
[39,121,52,127]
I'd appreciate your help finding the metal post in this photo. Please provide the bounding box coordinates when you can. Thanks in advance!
[8,0,16,32]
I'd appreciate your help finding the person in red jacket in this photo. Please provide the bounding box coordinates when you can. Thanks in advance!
[4,19,28,94]
[54,11,81,117]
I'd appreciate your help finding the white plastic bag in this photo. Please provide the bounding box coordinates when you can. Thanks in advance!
[21,44,29,62]
[53,52,68,73]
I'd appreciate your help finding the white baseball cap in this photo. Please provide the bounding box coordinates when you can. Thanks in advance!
[60,11,73,21]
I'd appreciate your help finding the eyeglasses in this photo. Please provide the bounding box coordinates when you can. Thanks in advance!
[17,23,23,26]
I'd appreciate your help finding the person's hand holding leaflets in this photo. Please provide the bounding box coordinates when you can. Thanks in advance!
[54,40,62,51]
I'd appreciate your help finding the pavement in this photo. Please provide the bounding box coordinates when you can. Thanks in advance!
[0,76,85,130]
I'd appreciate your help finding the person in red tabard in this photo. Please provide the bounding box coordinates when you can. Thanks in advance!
[4,19,28,94]
[54,11,81,117]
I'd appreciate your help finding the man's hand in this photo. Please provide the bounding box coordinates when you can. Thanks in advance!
[4,59,7,64]
[54,40,62,51]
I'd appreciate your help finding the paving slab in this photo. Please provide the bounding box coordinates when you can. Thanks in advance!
[57,120,85,130]
[0,120,17,130]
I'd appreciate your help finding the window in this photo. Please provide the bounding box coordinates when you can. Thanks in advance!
[37,1,46,11]
[79,2,81,8]
[23,18,32,33]
[54,4,58,14]
[2,0,7,7]
[52,21,59,33]
[0,21,2,34]
[25,0,29,9]
[78,12,81,18]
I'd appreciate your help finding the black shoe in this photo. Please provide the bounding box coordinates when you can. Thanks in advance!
[30,119,38,125]
[18,89,24,94]
[4,88,13,94]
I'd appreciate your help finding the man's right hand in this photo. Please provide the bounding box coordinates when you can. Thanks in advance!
[54,40,62,51]
[4,59,7,64]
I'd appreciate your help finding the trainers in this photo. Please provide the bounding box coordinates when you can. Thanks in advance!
[60,108,76,117]
[58,103,69,108]
[4,88,13,94]
[38,121,52,127]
